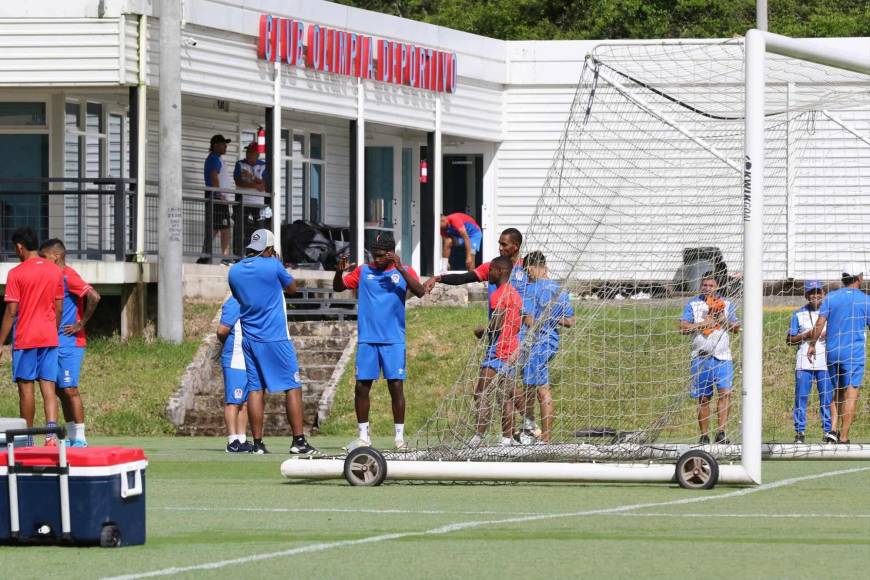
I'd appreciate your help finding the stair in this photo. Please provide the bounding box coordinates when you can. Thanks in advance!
[174,319,356,436]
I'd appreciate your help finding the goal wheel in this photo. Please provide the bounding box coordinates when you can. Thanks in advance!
[343,447,387,487]
[675,450,719,490]
[100,524,122,548]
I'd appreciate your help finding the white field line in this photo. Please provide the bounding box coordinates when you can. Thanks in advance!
[612,512,870,519]
[105,466,870,580]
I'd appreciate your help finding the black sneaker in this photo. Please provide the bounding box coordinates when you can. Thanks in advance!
[824,431,838,445]
[698,435,710,445]
[794,433,805,444]
[251,440,269,454]
[225,439,242,453]
[714,431,730,444]
[238,441,254,453]
[289,439,319,456]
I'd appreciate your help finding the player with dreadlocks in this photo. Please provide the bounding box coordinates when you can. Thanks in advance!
[334,233,425,450]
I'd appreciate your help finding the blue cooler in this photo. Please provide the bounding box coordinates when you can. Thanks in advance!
[0,428,147,547]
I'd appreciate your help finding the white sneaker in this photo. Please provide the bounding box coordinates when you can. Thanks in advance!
[468,433,483,448]
[394,439,409,450]
[499,437,514,447]
[343,437,371,452]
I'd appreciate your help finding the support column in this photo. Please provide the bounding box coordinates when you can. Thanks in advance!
[270,61,282,253]
[354,80,366,265]
[157,0,183,343]
[135,14,147,261]
[349,119,359,262]
[420,132,435,276]
[742,29,765,485]
[433,97,443,272]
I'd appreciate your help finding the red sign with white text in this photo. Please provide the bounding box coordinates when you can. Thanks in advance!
[257,15,458,93]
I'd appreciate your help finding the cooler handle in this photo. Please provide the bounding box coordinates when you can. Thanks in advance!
[121,468,143,498]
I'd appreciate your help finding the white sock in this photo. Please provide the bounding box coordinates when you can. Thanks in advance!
[237,434,246,443]
[65,422,75,440]
[228,434,238,444]
[440,258,450,272]
[75,423,86,442]
[358,422,369,441]
[394,424,405,441]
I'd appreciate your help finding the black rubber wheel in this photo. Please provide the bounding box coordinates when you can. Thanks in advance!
[675,450,719,490]
[99,524,122,548]
[343,447,387,487]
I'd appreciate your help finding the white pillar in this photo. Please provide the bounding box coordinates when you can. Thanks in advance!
[785,82,795,278]
[742,29,765,485]
[756,0,767,31]
[432,96,443,266]
[135,14,147,261]
[271,61,282,252]
[355,79,366,265]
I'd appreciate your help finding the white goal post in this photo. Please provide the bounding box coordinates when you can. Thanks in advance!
[282,31,870,487]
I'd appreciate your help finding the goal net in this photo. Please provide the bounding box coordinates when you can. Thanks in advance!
[401,37,870,471]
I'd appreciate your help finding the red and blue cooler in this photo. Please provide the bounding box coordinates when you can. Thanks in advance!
[0,427,147,547]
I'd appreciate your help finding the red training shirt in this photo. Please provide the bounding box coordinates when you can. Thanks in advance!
[4,257,64,350]
[489,282,523,361]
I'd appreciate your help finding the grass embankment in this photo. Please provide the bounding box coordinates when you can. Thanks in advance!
[0,301,220,435]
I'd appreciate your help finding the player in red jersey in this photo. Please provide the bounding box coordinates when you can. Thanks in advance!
[469,256,523,447]
[39,239,101,447]
[0,227,64,445]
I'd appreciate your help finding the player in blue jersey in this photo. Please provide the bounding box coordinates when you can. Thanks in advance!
[786,280,833,444]
[334,233,425,450]
[807,264,870,444]
[227,229,317,455]
[519,252,574,444]
[39,239,101,447]
[216,295,251,453]
[680,274,740,444]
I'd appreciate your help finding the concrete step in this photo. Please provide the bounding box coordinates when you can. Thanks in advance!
[296,350,344,367]
[292,335,353,351]
[287,320,356,338]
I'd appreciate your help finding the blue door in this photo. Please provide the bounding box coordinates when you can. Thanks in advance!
[0,134,48,255]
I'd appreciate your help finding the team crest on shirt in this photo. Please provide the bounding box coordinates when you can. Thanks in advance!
[515,270,524,280]
[233,388,243,400]
[391,273,401,284]
[366,274,376,280]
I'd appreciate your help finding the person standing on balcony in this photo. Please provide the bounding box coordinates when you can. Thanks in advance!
[201,134,234,265]
[234,142,270,244]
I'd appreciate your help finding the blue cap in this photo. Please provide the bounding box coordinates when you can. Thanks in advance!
[804,280,823,293]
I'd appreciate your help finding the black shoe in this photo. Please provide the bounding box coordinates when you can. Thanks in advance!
[251,440,269,454]
[698,435,710,445]
[824,431,838,444]
[225,439,242,453]
[289,439,319,456]
[220,258,233,266]
[714,431,730,444]
[794,433,805,444]
[196,257,211,265]
[238,441,254,453]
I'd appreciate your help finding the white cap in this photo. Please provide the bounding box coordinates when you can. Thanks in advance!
[841,262,865,278]
[247,229,275,252]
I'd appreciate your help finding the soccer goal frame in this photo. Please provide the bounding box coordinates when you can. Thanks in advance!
[281,31,870,487]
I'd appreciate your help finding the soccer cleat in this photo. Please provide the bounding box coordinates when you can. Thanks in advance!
[794,433,805,444]
[468,433,483,448]
[225,439,242,453]
[714,431,730,445]
[289,439,319,456]
[343,437,371,452]
[394,439,409,450]
[71,439,88,448]
[237,441,254,453]
[824,431,838,445]
[698,435,710,445]
[498,437,514,447]
[251,441,269,454]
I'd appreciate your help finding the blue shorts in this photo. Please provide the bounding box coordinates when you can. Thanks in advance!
[57,346,85,389]
[242,339,301,394]
[223,367,249,405]
[481,347,515,377]
[356,343,406,381]
[690,357,734,399]
[12,347,58,383]
[523,348,555,386]
[453,229,482,253]
[827,360,864,390]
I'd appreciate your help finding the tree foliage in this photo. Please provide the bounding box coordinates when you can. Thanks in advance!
[334,1,870,40]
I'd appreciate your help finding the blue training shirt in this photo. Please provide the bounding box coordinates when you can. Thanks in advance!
[219,296,245,370]
[227,256,293,343]
[203,152,222,187]
[819,287,870,364]
[58,278,79,349]
[522,279,574,352]
[342,264,419,344]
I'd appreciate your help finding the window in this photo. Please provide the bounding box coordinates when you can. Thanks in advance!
[280,129,325,224]
[0,102,46,127]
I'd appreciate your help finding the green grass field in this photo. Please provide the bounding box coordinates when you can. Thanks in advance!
[2,436,869,579]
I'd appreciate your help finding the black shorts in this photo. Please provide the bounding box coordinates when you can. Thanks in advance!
[213,203,231,228]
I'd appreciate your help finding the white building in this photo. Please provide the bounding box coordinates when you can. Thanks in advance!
[0,0,867,319]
